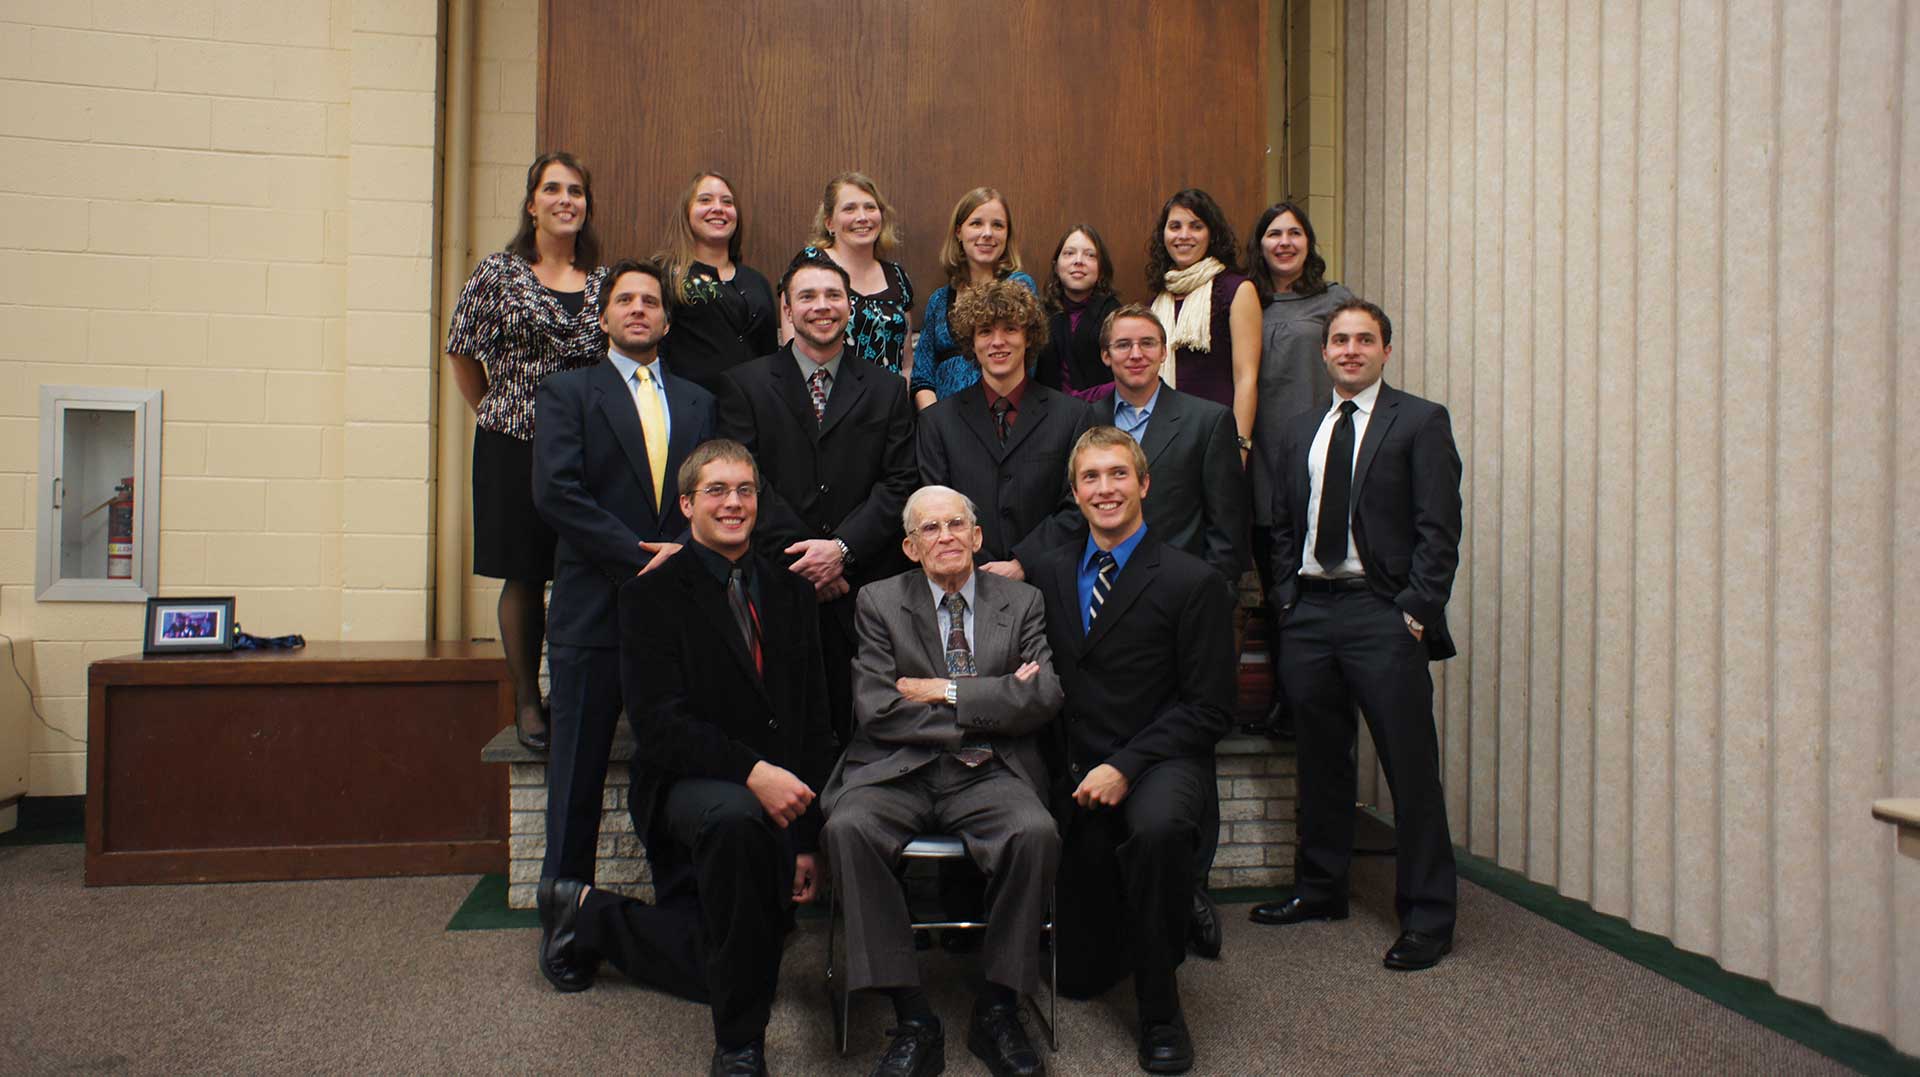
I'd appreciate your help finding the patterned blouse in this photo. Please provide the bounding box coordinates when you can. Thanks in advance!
[908,271,1038,400]
[447,251,609,440]
[797,245,913,374]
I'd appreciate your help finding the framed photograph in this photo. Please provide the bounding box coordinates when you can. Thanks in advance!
[142,596,236,655]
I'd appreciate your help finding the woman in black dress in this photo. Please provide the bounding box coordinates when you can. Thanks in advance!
[1037,223,1121,398]
[445,151,608,750]
[655,171,777,391]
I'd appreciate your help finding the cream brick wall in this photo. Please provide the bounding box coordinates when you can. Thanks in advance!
[0,0,445,794]
[457,0,536,638]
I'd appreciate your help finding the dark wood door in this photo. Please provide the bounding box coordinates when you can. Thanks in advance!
[539,0,1268,316]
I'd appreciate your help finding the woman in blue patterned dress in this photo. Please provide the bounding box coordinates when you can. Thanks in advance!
[909,186,1037,408]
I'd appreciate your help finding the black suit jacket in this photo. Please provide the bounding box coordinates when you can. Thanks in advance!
[1267,381,1463,660]
[1090,387,1250,582]
[717,347,919,592]
[1031,530,1236,783]
[916,381,1091,566]
[1036,292,1120,393]
[617,547,840,853]
[533,357,715,647]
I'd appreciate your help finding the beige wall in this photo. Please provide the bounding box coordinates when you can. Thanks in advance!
[0,0,444,795]
[1337,0,1918,1052]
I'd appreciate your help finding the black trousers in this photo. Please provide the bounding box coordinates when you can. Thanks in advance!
[1053,755,1212,1000]
[1279,589,1457,936]
[543,643,622,881]
[573,778,795,1051]
[1249,525,1287,712]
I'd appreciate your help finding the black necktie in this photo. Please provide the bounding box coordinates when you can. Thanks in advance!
[1315,400,1358,570]
[989,397,1012,443]
[728,567,762,675]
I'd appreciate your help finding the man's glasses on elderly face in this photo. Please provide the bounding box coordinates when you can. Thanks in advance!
[696,482,759,500]
[913,516,973,541]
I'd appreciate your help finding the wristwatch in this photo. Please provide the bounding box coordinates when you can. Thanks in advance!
[1236,435,1253,451]
[943,680,958,705]
[832,536,854,569]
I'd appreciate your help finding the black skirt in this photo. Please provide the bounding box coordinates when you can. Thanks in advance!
[472,426,557,581]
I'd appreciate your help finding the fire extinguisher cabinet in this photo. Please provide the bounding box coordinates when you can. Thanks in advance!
[35,386,163,602]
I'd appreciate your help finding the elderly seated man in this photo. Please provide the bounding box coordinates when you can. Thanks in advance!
[821,484,1064,1077]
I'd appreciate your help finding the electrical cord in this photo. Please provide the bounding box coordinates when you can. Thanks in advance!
[0,628,85,748]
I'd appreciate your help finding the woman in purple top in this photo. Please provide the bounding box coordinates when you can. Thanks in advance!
[1144,188,1261,466]
[1036,224,1119,399]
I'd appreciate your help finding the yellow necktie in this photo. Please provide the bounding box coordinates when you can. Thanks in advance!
[634,365,666,505]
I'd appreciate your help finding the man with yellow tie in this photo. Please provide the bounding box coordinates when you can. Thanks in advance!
[532,257,716,991]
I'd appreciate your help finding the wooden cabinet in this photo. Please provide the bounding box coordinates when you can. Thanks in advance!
[86,642,510,885]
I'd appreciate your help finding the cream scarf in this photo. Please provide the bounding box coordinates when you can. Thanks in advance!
[1149,256,1226,388]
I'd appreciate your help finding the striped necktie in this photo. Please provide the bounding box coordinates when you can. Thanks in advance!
[1087,550,1116,627]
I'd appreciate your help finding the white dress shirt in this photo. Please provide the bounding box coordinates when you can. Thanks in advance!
[1299,379,1381,578]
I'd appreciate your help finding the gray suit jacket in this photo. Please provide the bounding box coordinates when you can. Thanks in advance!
[822,567,1064,813]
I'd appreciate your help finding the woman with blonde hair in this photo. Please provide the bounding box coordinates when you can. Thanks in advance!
[789,171,913,374]
[654,171,777,391]
[909,186,1037,407]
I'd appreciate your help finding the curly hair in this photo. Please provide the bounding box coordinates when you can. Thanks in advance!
[1247,200,1330,300]
[806,171,902,259]
[1143,187,1241,292]
[950,277,1049,362]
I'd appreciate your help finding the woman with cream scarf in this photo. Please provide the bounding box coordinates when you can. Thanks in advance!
[1145,188,1262,465]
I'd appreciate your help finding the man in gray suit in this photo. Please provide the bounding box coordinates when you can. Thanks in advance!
[822,484,1063,1077]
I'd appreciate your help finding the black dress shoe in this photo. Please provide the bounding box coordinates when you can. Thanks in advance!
[1137,1013,1193,1074]
[1238,700,1296,739]
[1187,887,1222,959]
[968,999,1043,1077]
[710,1040,769,1077]
[872,1015,944,1077]
[537,877,593,992]
[1247,895,1349,926]
[1382,929,1452,971]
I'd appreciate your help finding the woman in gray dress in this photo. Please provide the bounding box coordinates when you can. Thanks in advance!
[1245,200,1354,737]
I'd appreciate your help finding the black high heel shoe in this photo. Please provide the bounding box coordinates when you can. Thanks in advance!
[515,701,551,753]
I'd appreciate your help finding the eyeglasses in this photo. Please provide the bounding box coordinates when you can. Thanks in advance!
[696,483,759,500]
[912,516,974,540]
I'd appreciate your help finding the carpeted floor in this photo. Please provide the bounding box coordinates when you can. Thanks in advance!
[0,842,1861,1076]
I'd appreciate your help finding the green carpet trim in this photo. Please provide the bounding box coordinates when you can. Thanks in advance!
[1453,847,1920,1076]
[446,874,538,931]
[0,796,84,847]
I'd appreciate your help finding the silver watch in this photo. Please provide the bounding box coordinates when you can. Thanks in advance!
[943,680,958,705]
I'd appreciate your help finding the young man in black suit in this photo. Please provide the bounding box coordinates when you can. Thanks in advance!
[538,439,840,1077]
[1248,298,1464,973]
[1088,305,1249,960]
[915,278,1091,580]
[1031,426,1237,1075]
[717,254,919,745]
[531,258,715,990]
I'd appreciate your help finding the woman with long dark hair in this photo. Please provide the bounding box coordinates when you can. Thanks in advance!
[908,186,1037,407]
[1242,199,1355,737]
[445,151,608,751]
[654,171,777,391]
[1036,224,1120,397]
[1145,187,1261,463]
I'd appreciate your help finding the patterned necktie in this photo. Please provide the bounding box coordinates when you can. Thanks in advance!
[807,366,831,423]
[728,568,762,676]
[1315,399,1359,570]
[943,592,993,767]
[634,365,667,505]
[989,397,1012,443]
[1087,550,1116,628]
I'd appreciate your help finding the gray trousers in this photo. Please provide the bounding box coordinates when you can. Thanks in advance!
[823,754,1059,995]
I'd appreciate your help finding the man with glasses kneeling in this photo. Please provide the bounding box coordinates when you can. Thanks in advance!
[821,485,1064,1077]
[538,439,840,1077]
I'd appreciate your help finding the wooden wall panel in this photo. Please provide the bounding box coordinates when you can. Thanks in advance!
[539,0,1267,316]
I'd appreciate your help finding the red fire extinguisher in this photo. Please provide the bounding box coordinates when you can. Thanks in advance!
[107,477,134,579]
